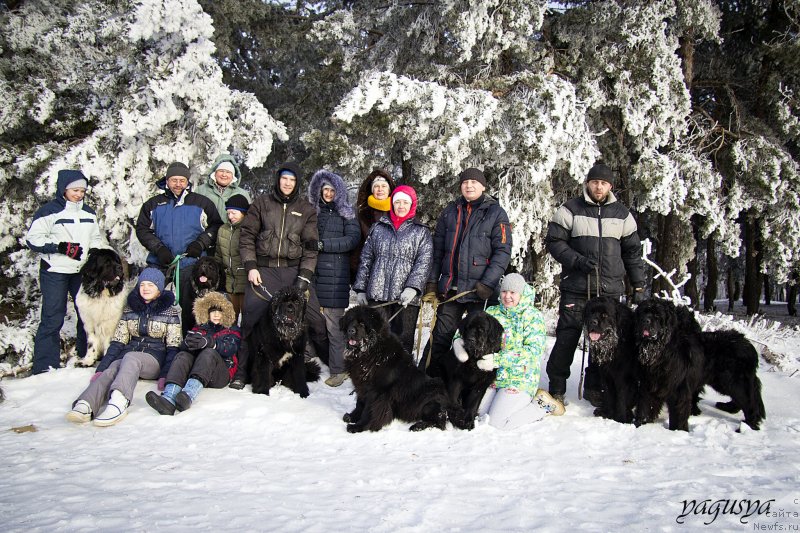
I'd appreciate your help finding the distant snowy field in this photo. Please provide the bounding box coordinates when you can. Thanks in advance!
[1,332,799,532]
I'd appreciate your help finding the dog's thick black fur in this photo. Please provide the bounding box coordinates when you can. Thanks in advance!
[699,330,766,430]
[634,298,705,431]
[247,286,321,397]
[184,256,225,331]
[584,296,639,424]
[341,306,463,432]
[75,248,128,365]
[436,311,502,430]
[190,256,225,296]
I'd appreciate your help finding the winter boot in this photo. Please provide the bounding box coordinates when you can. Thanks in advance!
[535,389,566,416]
[324,372,349,387]
[146,382,181,416]
[175,378,203,412]
[93,390,129,427]
[66,400,92,424]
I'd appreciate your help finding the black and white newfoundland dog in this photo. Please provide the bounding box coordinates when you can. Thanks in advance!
[247,286,321,397]
[584,296,639,424]
[340,306,463,433]
[431,311,503,430]
[634,298,765,431]
[75,248,130,366]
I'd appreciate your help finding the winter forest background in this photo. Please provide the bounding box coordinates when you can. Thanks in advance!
[1,0,799,372]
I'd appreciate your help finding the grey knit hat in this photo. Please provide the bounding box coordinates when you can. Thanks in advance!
[499,273,527,294]
[138,267,165,293]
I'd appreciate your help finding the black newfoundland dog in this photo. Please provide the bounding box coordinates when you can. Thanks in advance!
[75,248,129,366]
[184,256,226,331]
[634,298,766,431]
[247,286,321,397]
[699,330,766,430]
[429,311,503,430]
[583,296,639,424]
[341,306,463,432]
[634,299,705,431]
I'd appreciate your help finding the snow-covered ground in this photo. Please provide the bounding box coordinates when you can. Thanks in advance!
[1,331,799,533]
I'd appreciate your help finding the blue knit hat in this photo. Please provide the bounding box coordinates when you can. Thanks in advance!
[138,267,165,293]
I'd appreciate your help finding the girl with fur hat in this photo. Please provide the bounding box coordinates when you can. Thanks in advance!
[453,273,564,430]
[353,185,432,356]
[66,268,182,426]
[145,291,241,415]
[306,170,361,387]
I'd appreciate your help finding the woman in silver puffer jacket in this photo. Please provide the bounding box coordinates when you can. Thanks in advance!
[354,185,432,356]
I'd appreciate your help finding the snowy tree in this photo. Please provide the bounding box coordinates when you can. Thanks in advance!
[0,0,285,369]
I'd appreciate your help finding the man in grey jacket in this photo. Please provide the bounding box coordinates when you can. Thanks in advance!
[545,163,645,407]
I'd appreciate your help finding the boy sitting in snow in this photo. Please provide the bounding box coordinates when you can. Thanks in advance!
[146,291,241,415]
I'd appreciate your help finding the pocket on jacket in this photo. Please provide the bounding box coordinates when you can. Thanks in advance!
[286,233,303,260]
[472,255,490,266]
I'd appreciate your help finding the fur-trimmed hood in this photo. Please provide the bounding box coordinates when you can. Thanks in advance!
[193,291,235,327]
[307,169,355,220]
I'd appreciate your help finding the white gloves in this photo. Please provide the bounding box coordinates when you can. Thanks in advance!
[356,292,369,306]
[453,338,469,362]
[398,287,417,307]
[477,352,500,372]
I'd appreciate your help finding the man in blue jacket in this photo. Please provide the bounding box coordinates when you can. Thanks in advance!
[135,161,223,333]
[421,167,512,372]
[545,163,645,407]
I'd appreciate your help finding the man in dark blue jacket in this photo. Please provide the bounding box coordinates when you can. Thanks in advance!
[421,167,512,372]
[545,163,645,407]
[135,161,223,333]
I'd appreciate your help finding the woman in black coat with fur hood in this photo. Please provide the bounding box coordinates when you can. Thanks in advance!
[307,170,360,387]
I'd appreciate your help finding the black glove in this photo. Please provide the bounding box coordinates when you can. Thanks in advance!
[576,256,598,275]
[185,241,203,258]
[304,239,322,251]
[474,281,494,300]
[184,331,213,351]
[294,268,313,292]
[58,242,83,260]
[632,288,646,304]
[156,246,175,266]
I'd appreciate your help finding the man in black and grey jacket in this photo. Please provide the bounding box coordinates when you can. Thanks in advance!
[545,163,645,407]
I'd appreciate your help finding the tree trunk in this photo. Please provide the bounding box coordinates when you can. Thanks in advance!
[743,211,763,315]
[788,271,798,316]
[703,236,718,312]
[763,274,771,305]
[727,265,736,312]
[653,212,677,297]
[685,215,701,308]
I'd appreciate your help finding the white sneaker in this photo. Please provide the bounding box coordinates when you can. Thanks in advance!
[93,390,129,427]
[535,389,565,417]
[66,400,92,424]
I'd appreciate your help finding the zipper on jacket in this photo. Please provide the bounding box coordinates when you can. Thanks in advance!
[277,203,287,267]
[226,224,235,272]
[446,204,463,291]
[597,204,602,294]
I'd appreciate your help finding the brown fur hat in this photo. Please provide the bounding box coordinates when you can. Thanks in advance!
[192,291,236,328]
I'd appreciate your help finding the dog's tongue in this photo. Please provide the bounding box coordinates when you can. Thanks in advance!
[199,276,208,283]
[643,329,651,337]
[589,332,601,342]
[348,339,358,346]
